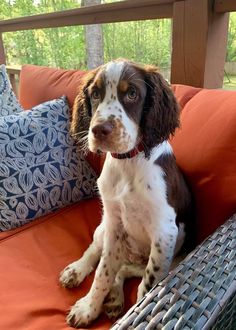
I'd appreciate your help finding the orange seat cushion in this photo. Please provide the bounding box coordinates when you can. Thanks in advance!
[0,198,139,330]
[171,88,236,243]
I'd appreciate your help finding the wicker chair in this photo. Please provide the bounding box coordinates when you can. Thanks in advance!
[112,214,236,330]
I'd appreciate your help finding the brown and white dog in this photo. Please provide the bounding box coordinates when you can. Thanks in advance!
[59,59,192,327]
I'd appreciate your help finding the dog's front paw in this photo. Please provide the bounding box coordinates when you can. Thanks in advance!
[59,261,88,288]
[103,284,124,319]
[67,296,100,328]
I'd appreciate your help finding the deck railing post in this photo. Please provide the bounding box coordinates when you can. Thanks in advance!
[0,33,6,65]
[171,0,229,88]
[215,0,236,13]
[9,73,17,97]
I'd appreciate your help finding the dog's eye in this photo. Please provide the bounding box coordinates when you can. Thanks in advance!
[127,87,137,100]
[91,90,100,100]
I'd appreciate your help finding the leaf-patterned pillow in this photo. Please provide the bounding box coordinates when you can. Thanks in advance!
[0,64,24,115]
[0,96,97,231]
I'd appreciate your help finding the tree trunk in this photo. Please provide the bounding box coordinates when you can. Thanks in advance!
[82,0,104,69]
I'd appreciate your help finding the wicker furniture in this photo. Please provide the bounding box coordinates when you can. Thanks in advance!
[112,214,236,330]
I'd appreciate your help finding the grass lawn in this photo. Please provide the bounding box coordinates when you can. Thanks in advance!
[223,74,236,90]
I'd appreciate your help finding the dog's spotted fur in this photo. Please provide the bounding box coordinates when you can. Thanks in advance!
[60,59,192,328]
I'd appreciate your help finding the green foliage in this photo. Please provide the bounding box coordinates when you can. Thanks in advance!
[1,1,235,72]
[1,0,86,69]
[226,12,236,62]
[103,20,171,68]
[1,0,171,72]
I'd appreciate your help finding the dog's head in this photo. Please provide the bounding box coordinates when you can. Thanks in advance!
[72,59,179,157]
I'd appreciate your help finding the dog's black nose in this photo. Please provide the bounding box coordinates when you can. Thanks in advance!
[92,122,113,138]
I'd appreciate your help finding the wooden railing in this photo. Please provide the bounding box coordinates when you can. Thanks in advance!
[6,66,21,97]
[1,0,236,90]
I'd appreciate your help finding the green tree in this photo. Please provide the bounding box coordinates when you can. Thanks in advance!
[0,0,173,75]
[3,0,234,77]
[226,13,236,62]
[82,0,104,69]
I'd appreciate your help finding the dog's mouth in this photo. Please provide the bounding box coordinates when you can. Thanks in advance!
[88,131,137,155]
[89,136,143,157]
[89,137,132,154]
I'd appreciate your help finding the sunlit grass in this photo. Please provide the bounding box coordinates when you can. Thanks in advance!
[223,75,236,90]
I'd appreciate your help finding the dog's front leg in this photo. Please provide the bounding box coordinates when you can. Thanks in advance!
[137,218,178,301]
[67,205,123,328]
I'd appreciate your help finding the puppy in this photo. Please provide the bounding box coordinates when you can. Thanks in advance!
[60,59,192,328]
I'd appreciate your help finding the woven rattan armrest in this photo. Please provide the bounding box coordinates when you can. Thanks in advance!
[112,214,236,330]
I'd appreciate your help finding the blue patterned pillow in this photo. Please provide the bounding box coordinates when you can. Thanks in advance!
[0,64,23,115]
[0,96,97,231]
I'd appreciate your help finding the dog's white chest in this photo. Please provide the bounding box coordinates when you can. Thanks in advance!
[121,192,149,228]
[97,152,168,262]
[120,191,151,262]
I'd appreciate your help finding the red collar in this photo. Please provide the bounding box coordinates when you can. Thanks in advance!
[111,142,144,159]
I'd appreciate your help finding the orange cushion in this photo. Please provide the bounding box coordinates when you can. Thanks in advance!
[172,84,202,109]
[19,65,85,109]
[171,88,236,243]
[0,198,139,330]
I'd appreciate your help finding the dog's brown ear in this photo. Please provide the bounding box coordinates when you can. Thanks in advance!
[71,69,98,138]
[141,66,180,155]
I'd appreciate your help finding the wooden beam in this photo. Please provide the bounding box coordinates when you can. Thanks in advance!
[214,0,236,13]
[171,0,229,88]
[6,65,21,75]
[6,66,21,96]
[0,33,6,64]
[204,6,229,87]
[9,73,18,97]
[0,0,174,33]
[171,0,208,87]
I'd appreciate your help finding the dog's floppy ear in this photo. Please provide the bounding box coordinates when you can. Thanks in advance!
[71,69,98,137]
[141,65,180,155]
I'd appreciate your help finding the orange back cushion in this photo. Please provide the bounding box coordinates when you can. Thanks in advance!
[171,87,236,243]
[19,64,85,109]
[172,84,202,109]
